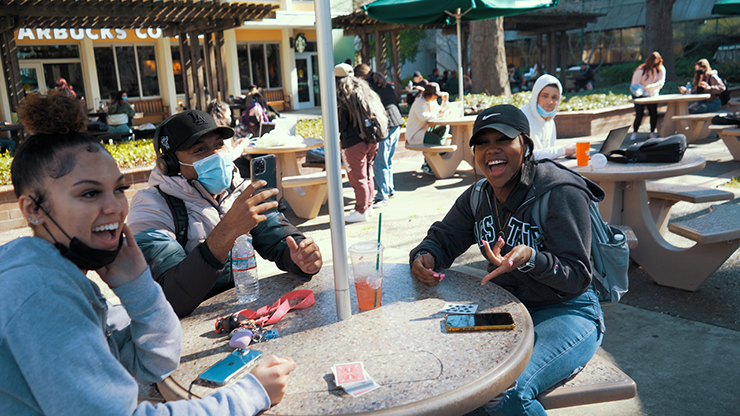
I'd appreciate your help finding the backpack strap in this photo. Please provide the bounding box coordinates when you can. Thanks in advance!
[156,185,189,249]
[469,178,487,215]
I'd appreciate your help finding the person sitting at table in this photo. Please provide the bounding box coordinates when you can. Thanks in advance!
[630,51,666,140]
[235,97,269,141]
[127,110,322,318]
[1,89,297,414]
[508,64,525,93]
[445,70,460,97]
[405,82,450,175]
[679,58,726,114]
[208,98,253,179]
[246,84,280,120]
[521,74,576,160]
[335,63,388,223]
[107,90,135,136]
[410,104,604,416]
[574,61,595,91]
[405,71,426,106]
[55,77,76,98]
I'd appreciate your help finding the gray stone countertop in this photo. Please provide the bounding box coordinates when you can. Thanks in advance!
[160,261,534,416]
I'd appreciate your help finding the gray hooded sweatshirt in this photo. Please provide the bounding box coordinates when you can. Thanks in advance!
[0,237,271,415]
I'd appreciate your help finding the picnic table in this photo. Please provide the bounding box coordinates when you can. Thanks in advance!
[157,249,534,415]
[422,115,481,178]
[564,154,740,291]
[709,125,740,161]
[633,93,711,137]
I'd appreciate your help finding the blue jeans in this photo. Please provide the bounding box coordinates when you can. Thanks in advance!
[373,125,400,201]
[490,287,604,416]
[689,97,721,114]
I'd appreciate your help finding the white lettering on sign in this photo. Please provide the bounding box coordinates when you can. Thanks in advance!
[16,28,161,41]
[36,28,52,40]
[53,29,69,39]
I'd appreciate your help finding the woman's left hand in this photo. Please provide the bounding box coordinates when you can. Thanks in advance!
[96,224,148,288]
[699,81,709,89]
[481,240,533,285]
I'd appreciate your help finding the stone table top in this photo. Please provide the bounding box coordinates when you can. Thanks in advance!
[158,261,534,416]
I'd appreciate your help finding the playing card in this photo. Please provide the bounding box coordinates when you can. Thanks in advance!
[344,378,380,397]
[441,303,478,314]
[332,362,367,386]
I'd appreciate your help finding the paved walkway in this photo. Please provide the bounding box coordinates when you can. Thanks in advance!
[2,131,739,415]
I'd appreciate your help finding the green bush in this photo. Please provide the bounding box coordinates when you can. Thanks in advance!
[464,90,632,114]
[0,151,11,187]
[296,119,324,140]
[596,61,642,86]
[104,139,156,169]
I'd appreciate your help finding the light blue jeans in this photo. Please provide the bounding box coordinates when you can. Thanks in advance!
[689,97,721,114]
[373,125,400,201]
[468,286,604,416]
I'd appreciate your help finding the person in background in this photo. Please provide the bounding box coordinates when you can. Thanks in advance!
[680,58,726,114]
[464,70,473,95]
[354,64,404,208]
[574,61,595,91]
[107,90,135,136]
[245,84,280,120]
[405,82,450,175]
[1,89,296,415]
[440,70,450,90]
[429,68,440,83]
[411,105,604,416]
[445,70,460,97]
[508,64,525,93]
[630,51,666,140]
[0,131,15,155]
[520,75,576,160]
[405,71,426,106]
[235,98,268,140]
[335,63,388,223]
[55,77,76,98]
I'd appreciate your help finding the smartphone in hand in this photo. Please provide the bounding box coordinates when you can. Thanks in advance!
[445,312,515,332]
[198,349,262,386]
[251,154,277,210]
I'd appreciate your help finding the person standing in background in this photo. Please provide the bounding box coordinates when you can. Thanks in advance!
[630,52,666,140]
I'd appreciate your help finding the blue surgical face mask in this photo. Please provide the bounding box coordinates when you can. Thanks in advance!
[180,151,234,195]
[536,104,557,119]
[122,96,128,101]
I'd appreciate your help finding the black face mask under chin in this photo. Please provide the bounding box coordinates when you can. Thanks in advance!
[32,198,123,270]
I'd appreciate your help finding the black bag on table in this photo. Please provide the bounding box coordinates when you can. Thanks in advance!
[711,112,740,126]
[608,134,687,163]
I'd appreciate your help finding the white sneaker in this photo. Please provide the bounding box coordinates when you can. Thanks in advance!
[373,199,390,208]
[630,132,639,141]
[345,210,368,223]
[366,206,374,218]
[649,132,659,139]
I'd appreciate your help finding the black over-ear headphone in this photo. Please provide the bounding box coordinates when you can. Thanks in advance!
[156,151,180,176]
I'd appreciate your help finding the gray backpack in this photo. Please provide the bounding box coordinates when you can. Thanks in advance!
[469,179,629,303]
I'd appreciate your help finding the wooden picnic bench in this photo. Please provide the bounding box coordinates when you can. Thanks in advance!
[709,125,740,161]
[131,98,170,125]
[646,182,735,235]
[405,142,460,178]
[663,201,740,290]
[671,113,722,143]
[281,169,347,219]
[263,89,292,112]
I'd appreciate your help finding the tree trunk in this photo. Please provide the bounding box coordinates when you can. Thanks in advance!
[645,0,677,81]
[470,17,508,95]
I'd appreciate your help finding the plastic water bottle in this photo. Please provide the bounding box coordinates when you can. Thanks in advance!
[685,82,692,94]
[232,234,259,303]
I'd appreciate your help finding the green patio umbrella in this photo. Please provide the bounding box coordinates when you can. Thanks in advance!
[364,0,559,98]
[713,0,740,15]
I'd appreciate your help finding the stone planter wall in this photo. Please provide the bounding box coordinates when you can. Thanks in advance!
[554,104,667,138]
[0,165,154,232]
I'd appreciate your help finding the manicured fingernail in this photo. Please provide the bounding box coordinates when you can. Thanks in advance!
[482,239,487,245]
[433,273,439,277]
[498,236,503,242]
[509,260,514,266]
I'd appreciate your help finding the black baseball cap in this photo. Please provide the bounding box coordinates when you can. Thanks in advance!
[154,110,234,155]
[469,104,530,147]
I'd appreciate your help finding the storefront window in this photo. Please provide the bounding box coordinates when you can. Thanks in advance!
[237,42,282,92]
[18,45,80,60]
[94,44,160,99]
[171,46,184,95]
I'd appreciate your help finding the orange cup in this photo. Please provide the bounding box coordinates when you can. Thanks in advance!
[576,142,590,167]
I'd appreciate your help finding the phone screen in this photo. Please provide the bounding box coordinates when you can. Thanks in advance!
[198,349,262,386]
[445,313,515,331]
[251,154,277,207]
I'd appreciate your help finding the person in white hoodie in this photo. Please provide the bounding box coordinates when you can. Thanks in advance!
[520,75,576,160]
[630,51,666,140]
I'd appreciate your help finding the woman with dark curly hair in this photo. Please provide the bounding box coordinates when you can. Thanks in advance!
[0,90,295,415]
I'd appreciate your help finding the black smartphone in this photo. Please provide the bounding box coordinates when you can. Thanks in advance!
[251,154,277,206]
[445,312,516,332]
[198,349,262,386]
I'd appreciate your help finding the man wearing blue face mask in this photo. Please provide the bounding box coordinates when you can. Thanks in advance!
[127,110,323,318]
[520,75,576,160]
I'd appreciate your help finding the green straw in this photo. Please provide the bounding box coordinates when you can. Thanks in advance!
[375,213,382,307]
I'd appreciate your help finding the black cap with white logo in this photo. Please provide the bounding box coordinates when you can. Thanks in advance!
[154,110,234,155]
[469,104,530,147]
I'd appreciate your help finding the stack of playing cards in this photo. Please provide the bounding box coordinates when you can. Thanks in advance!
[331,362,380,397]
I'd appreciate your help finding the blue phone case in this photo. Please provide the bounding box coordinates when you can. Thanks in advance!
[198,349,262,386]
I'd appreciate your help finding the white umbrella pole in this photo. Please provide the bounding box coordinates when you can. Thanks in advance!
[314,0,352,321]
[456,9,464,102]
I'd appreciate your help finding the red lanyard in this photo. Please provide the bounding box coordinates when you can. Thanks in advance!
[235,289,315,327]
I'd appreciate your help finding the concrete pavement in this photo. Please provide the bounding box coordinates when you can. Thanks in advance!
[2,131,739,415]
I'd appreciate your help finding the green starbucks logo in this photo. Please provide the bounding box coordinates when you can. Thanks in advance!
[295,34,306,53]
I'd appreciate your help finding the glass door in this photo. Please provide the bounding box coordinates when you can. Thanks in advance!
[295,53,320,108]
[311,55,321,106]
[19,63,45,94]
[296,57,311,105]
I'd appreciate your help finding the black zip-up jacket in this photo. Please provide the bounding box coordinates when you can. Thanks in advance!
[410,160,605,308]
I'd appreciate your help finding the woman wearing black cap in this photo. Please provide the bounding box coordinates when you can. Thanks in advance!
[410,104,605,415]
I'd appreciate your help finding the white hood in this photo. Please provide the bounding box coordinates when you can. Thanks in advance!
[520,74,563,160]
[525,74,563,125]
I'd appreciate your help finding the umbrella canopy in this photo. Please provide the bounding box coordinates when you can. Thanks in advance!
[713,0,740,15]
[364,0,558,98]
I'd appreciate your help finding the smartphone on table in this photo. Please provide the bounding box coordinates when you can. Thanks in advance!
[445,312,516,332]
[250,154,277,209]
[197,348,262,386]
